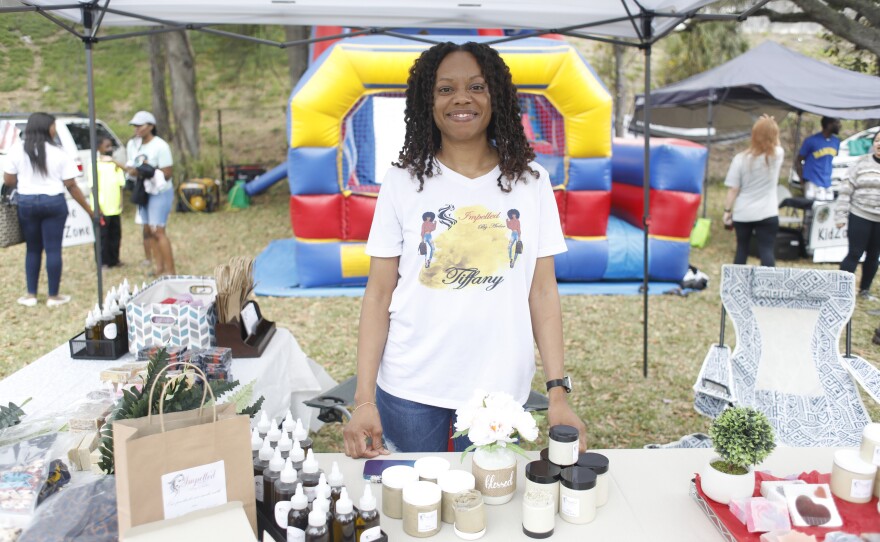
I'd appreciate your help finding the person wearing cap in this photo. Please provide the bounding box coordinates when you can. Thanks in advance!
[118,111,176,275]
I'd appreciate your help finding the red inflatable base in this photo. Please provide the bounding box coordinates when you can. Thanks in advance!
[610,182,701,239]
[290,193,377,241]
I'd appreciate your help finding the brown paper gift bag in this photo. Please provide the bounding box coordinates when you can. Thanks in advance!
[113,362,257,538]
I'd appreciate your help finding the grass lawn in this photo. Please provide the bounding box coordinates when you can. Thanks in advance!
[2,181,878,452]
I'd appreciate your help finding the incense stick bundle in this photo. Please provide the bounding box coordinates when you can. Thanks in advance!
[214,257,254,323]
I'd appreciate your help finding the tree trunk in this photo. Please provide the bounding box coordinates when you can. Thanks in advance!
[613,44,625,138]
[164,30,200,161]
[284,26,310,90]
[148,34,173,143]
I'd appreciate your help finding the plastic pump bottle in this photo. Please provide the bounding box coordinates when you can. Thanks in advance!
[253,437,273,504]
[263,448,286,516]
[294,419,313,455]
[355,485,380,541]
[305,508,330,542]
[287,483,310,542]
[299,449,323,502]
[333,488,356,542]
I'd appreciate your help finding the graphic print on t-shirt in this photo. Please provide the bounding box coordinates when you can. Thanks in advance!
[418,204,515,291]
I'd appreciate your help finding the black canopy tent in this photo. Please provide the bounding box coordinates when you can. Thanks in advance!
[1,0,773,376]
[632,41,880,216]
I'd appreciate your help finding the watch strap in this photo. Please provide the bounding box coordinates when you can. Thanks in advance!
[546,378,570,393]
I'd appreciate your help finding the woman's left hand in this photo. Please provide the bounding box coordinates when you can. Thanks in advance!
[547,397,588,452]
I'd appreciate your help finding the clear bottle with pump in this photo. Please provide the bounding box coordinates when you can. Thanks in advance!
[257,411,271,440]
[289,441,306,474]
[328,462,344,512]
[333,488,356,542]
[287,483,310,542]
[299,449,323,502]
[250,428,263,460]
[268,419,283,449]
[275,459,298,521]
[263,448,285,516]
[355,485,380,542]
[278,432,294,460]
[253,437,273,505]
[294,419,313,455]
[305,509,330,542]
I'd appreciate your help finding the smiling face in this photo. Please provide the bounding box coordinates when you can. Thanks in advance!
[432,51,491,148]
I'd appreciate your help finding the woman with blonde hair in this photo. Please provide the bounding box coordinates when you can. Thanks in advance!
[722,114,785,266]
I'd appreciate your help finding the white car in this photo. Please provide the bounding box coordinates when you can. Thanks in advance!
[789,125,880,195]
[0,114,126,197]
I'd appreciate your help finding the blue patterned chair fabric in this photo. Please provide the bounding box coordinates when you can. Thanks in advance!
[694,264,880,447]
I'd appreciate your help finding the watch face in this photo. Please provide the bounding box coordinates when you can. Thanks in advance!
[563,376,572,392]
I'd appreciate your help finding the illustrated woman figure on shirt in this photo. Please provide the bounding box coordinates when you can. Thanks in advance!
[343,41,587,457]
[421,211,437,267]
[507,208,522,268]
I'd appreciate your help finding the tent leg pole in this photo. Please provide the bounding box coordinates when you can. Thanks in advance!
[702,96,713,219]
[642,42,652,379]
[83,7,103,306]
[792,111,803,188]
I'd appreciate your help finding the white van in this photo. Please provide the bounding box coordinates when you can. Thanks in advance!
[0,113,126,196]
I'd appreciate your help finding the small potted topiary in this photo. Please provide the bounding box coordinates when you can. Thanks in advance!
[700,406,776,504]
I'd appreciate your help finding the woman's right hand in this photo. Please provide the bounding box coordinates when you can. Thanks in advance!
[343,403,390,458]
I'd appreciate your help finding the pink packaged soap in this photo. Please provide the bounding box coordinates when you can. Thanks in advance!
[747,497,791,533]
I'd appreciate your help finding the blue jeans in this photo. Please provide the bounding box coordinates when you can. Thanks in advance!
[376,386,473,453]
[17,194,68,296]
[138,187,173,227]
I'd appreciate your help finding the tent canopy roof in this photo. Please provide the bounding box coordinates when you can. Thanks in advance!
[633,41,880,138]
[22,0,718,40]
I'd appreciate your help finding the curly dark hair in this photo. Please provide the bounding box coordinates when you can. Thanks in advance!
[393,41,536,193]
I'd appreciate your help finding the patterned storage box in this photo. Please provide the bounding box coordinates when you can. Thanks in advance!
[126,275,218,353]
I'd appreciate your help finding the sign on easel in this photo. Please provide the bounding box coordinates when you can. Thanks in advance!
[62,198,95,248]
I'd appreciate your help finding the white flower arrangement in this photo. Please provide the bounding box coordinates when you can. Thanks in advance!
[453,389,542,459]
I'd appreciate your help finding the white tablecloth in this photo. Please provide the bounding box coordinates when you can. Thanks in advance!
[307,447,838,542]
[0,327,336,430]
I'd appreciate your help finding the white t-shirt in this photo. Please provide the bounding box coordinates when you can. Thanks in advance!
[724,146,784,223]
[3,141,79,196]
[126,135,174,192]
[366,161,567,409]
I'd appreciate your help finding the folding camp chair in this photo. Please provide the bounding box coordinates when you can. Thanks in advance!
[305,375,550,424]
[694,265,880,447]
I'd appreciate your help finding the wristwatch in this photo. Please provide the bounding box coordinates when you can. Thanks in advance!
[546,376,572,394]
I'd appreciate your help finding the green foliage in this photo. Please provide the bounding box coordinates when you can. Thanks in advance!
[709,406,776,473]
[823,31,878,76]
[659,22,748,86]
[98,348,263,474]
[0,398,29,431]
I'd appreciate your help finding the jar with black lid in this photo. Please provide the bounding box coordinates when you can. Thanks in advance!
[525,460,561,512]
[548,425,579,467]
[577,452,609,506]
[559,466,597,525]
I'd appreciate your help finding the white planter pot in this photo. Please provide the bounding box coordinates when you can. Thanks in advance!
[700,456,755,504]
[472,447,517,505]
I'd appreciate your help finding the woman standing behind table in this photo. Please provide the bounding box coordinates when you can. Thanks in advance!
[722,115,784,267]
[118,111,176,276]
[837,131,880,301]
[342,42,587,457]
[3,113,94,307]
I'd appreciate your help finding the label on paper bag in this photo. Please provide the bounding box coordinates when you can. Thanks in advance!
[276,501,293,528]
[161,460,228,520]
[418,510,438,532]
[255,475,264,502]
[287,526,305,542]
[852,478,873,499]
[561,495,580,518]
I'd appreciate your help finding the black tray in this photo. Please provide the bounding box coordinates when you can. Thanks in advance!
[69,331,128,360]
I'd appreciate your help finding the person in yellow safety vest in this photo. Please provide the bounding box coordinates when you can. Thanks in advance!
[94,137,127,269]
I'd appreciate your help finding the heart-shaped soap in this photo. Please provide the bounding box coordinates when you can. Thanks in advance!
[814,486,827,499]
[795,495,831,526]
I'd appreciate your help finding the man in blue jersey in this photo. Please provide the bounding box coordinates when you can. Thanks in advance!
[796,117,841,201]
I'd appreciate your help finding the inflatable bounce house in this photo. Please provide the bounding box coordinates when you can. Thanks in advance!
[250,34,706,289]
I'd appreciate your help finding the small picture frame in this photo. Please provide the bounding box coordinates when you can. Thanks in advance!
[240,301,260,339]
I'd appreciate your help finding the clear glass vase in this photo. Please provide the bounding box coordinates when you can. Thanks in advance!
[472,446,517,505]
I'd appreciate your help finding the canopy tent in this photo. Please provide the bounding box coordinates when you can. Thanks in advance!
[1,0,773,376]
[632,41,880,139]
